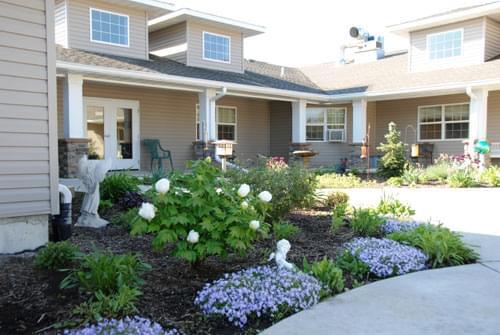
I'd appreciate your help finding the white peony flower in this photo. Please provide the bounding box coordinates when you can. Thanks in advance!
[258,191,272,203]
[238,184,250,197]
[138,202,156,221]
[216,188,223,194]
[187,230,200,244]
[241,201,249,209]
[155,178,170,194]
[249,220,260,231]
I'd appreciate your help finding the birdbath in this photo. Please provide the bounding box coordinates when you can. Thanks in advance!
[292,150,318,168]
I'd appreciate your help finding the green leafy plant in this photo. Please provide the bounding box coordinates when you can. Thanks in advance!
[377,122,406,178]
[317,173,374,189]
[99,199,114,212]
[349,208,384,237]
[376,195,415,219]
[386,176,403,187]
[303,257,344,298]
[100,173,140,204]
[388,224,478,268]
[480,165,500,187]
[35,241,80,270]
[272,220,300,240]
[111,208,139,230]
[331,202,349,234]
[401,165,423,187]
[133,158,270,263]
[323,191,349,209]
[335,250,370,284]
[421,163,450,183]
[447,169,478,188]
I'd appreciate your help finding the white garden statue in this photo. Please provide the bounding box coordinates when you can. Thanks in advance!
[76,155,111,228]
[269,239,294,270]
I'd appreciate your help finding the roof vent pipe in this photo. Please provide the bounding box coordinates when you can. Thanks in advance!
[280,67,285,78]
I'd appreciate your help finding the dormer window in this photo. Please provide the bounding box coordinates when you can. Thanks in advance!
[203,32,230,63]
[90,8,129,47]
[427,29,462,60]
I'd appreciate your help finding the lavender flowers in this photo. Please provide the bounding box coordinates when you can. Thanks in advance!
[344,238,428,278]
[64,317,180,335]
[195,265,322,328]
[381,219,423,234]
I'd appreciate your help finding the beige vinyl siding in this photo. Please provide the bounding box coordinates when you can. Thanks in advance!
[269,101,292,158]
[485,18,500,61]
[410,18,485,72]
[487,90,500,143]
[65,0,148,59]
[0,0,58,218]
[187,21,244,73]
[374,94,468,158]
[55,0,68,47]
[149,22,187,64]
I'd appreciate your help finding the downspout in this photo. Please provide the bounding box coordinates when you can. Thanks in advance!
[466,85,476,100]
[52,184,73,241]
[211,86,227,102]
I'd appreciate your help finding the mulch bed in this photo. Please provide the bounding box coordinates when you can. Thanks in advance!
[0,207,354,335]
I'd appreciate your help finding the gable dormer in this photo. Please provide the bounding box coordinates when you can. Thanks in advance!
[148,9,265,73]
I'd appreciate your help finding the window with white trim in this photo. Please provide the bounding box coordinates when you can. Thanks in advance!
[196,105,237,141]
[306,107,346,141]
[427,29,462,60]
[203,32,230,63]
[418,103,469,141]
[90,8,129,47]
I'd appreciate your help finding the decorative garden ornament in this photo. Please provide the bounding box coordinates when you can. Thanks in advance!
[268,239,294,270]
[76,155,111,228]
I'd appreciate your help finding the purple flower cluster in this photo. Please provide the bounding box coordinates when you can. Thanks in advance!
[382,219,422,234]
[194,265,321,328]
[344,238,428,278]
[64,317,180,335]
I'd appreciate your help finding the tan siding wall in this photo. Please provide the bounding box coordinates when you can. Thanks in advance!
[410,18,485,72]
[66,0,148,59]
[269,101,292,158]
[55,0,68,46]
[0,0,57,218]
[374,94,468,158]
[149,22,187,64]
[485,18,500,61]
[187,21,244,73]
[487,90,500,143]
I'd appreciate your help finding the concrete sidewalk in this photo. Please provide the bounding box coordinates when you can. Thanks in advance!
[261,234,500,335]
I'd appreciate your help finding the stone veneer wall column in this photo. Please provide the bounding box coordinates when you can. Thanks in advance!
[58,138,90,178]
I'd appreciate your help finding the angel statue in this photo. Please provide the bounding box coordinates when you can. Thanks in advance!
[268,239,295,270]
[76,155,112,228]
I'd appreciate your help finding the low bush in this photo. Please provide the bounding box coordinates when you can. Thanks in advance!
[118,191,145,210]
[335,250,370,283]
[344,238,428,278]
[322,191,349,209]
[386,176,403,187]
[317,173,369,189]
[195,265,321,328]
[349,208,384,237]
[421,163,450,182]
[331,202,349,234]
[35,241,80,270]
[381,219,422,235]
[272,220,300,240]
[376,196,415,219]
[303,257,344,298]
[101,173,140,204]
[480,165,500,187]
[447,169,479,188]
[401,165,423,187]
[111,208,139,230]
[388,224,478,268]
[64,316,180,335]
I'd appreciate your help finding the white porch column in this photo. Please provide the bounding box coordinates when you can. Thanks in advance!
[198,88,217,142]
[63,73,84,138]
[468,87,488,154]
[292,99,307,143]
[352,98,368,144]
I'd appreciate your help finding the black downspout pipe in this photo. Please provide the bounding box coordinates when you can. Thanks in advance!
[52,184,73,241]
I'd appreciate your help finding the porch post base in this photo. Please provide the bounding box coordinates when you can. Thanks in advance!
[59,138,90,178]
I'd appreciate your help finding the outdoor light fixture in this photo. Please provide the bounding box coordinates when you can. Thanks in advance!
[214,140,235,171]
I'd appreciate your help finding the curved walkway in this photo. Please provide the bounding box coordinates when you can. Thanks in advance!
[262,234,500,335]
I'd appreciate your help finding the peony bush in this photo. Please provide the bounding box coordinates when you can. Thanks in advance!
[132,158,271,263]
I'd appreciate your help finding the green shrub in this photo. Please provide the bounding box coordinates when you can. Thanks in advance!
[401,165,423,187]
[421,163,450,183]
[349,208,384,237]
[447,169,478,188]
[376,196,415,219]
[331,202,349,234]
[111,208,139,230]
[317,173,368,189]
[386,177,403,187]
[272,220,300,240]
[227,162,317,220]
[100,173,140,204]
[303,257,344,298]
[480,166,500,186]
[388,224,478,268]
[377,122,406,178]
[35,241,80,270]
[323,191,349,209]
[133,158,270,263]
[335,250,370,283]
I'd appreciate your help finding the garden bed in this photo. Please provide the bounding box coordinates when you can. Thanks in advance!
[0,209,355,335]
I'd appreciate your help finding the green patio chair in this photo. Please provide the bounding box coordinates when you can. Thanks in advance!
[143,139,174,172]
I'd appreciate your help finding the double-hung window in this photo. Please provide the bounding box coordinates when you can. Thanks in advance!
[196,105,237,141]
[90,8,129,47]
[306,107,346,142]
[427,29,463,60]
[203,32,230,63]
[418,103,469,141]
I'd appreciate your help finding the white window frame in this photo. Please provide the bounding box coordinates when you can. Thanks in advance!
[202,31,231,64]
[306,107,347,142]
[89,7,130,48]
[196,105,237,141]
[426,28,464,61]
[417,102,470,142]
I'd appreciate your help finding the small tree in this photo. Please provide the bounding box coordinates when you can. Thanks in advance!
[377,122,406,178]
